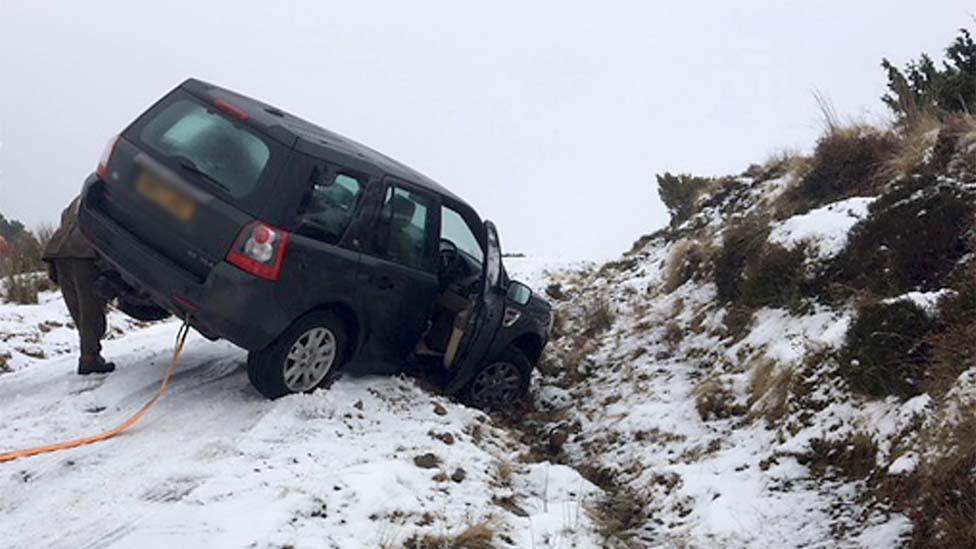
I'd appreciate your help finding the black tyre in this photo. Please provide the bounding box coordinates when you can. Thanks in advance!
[247,311,348,399]
[465,345,532,410]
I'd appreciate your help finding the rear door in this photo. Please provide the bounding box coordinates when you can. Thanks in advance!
[93,89,289,281]
[355,179,441,370]
[276,158,369,320]
[445,220,506,393]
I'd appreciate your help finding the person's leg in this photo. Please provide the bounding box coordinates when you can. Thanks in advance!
[57,260,83,333]
[72,259,107,360]
[62,259,112,374]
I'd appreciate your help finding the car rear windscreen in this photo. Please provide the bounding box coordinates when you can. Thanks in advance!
[138,98,271,198]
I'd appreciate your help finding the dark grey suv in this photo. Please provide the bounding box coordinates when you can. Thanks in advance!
[79,79,552,408]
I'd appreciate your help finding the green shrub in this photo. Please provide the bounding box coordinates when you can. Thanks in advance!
[656,172,718,227]
[882,27,976,123]
[807,432,878,480]
[722,305,754,341]
[714,216,770,302]
[839,300,935,398]
[923,265,976,396]
[835,182,973,296]
[739,243,810,312]
[0,212,27,241]
[1,232,45,305]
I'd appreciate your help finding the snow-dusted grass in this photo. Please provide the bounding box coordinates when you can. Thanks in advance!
[529,250,921,548]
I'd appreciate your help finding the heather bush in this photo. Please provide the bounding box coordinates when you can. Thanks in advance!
[839,300,934,398]
[785,126,897,215]
[835,181,973,296]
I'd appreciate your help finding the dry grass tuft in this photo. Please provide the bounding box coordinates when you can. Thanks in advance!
[663,321,684,349]
[693,377,739,421]
[929,113,976,177]
[751,149,812,183]
[748,358,794,421]
[582,301,615,338]
[884,113,942,179]
[662,239,714,294]
[494,461,513,488]
[450,521,495,549]
[586,493,644,546]
[782,124,897,216]
[401,520,496,549]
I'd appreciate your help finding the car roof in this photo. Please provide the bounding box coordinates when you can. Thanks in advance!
[181,78,467,206]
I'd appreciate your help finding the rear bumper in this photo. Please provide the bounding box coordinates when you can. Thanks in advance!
[79,176,288,351]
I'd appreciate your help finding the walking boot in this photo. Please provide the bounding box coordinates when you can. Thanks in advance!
[78,355,116,375]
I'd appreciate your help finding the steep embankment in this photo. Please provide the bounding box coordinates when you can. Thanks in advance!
[523,121,976,548]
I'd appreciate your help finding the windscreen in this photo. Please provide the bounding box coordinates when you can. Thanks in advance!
[138,99,271,198]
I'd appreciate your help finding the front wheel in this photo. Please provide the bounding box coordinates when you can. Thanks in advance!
[465,346,532,410]
[247,312,347,399]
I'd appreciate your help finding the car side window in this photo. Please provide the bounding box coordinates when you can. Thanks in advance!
[441,206,483,264]
[372,186,435,271]
[296,167,364,244]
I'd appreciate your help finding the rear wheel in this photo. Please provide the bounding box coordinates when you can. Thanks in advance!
[465,346,532,410]
[247,312,347,399]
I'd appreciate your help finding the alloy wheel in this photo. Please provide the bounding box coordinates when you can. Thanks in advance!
[282,327,337,392]
[469,361,523,409]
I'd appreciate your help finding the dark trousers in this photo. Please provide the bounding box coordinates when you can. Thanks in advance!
[56,259,107,359]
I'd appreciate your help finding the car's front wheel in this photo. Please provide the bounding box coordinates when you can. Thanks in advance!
[465,346,532,410]
[247,311,347,399]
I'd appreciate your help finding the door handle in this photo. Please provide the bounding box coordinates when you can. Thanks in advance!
[374,275,395,290]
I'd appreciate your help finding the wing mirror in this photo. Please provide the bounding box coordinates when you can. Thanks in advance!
[507,281,532,306]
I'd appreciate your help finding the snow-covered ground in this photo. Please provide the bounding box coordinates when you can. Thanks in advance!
[0,287,604,548]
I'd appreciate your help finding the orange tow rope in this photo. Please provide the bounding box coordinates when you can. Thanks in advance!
[0,322,190,464]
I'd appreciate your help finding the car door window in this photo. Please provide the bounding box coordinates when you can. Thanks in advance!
[441,206,483,264]
[372,186,435,271]
[296,168,364,244]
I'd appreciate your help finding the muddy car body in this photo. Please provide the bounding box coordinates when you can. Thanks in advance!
[78,78,551,407]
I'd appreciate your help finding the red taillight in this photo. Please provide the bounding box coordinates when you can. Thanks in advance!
[215,99,249,121]
[226,221,290,281]
[96,134,120,181]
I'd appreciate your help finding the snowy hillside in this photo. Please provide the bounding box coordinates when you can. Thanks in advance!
[0,291,606,548]
[520,121,976,548]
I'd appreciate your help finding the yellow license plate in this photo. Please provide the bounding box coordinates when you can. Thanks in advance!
[136,173,196,222]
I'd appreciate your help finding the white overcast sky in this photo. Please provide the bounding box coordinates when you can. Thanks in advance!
[0,1,972,259]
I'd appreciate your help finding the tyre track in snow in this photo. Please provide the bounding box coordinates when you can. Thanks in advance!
[0,324,274,549]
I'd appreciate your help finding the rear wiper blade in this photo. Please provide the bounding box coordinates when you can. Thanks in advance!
[177,160,231,193]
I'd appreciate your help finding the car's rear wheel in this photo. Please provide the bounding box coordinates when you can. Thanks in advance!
[465,345,531,410]
[247,311,347,399]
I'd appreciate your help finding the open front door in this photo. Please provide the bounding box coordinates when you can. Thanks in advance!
[445,220,506,394]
